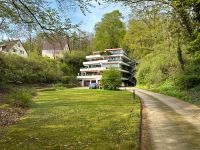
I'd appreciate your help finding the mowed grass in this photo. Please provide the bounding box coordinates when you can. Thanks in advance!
[0,89,141,150]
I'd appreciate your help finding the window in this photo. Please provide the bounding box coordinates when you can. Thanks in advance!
[18,43,20,47]
[20,50,24,54]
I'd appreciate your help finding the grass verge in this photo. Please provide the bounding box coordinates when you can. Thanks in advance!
[0,89,141,150]
[137,84,200,106]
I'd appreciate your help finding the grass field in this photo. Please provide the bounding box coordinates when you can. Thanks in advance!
[0,89,141,150]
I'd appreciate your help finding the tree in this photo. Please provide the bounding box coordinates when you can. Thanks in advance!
[108,0,200,58]
[0,0,94,39]
[101,68,122,90]
[69,31,94,52]
[94,10,126,50]
[118,0,200,90]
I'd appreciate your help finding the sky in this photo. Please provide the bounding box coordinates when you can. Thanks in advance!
[67,2,131,33]
[0,1,131,40]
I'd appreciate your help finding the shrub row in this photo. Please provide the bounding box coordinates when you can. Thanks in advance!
[5,87,37,108]
[0,53,64,84]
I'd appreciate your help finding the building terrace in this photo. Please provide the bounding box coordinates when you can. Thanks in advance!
[77,48,137,87]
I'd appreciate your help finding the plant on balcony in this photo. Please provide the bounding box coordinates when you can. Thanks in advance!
[100,51,112,56]
[101,68,121,90]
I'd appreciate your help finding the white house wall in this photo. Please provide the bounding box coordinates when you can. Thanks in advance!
[10,41,28,57]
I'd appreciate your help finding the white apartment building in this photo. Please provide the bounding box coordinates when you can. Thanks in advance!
[77,48,137,87]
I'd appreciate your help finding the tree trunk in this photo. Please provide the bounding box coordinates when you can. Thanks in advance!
[177,32,184,71]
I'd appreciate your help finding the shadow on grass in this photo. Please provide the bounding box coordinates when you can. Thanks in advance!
[0,89,140,150]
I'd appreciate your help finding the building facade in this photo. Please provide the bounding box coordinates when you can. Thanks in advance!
[42,40,69,59]
[77,48,137,87]
[0,40,28,57]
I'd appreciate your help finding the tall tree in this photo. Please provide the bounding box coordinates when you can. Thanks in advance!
[108,0,200,59]
[0,0,94,39]
[94,10,126,50]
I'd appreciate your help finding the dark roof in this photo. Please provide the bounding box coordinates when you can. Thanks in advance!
[42,40,68,51]
[0,40,20,52]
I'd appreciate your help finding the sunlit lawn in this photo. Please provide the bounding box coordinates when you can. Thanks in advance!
[0,89,140,150]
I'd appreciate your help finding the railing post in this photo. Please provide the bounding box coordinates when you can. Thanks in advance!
[133,89,135,100]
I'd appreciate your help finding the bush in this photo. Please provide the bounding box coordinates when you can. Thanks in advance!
[175,74,200,89]
[61,51,86,76]
[0,53,64,84]
[136,46,179,85]
[101,68,122,90]
[5,88,36,108]
[186,85,200,105]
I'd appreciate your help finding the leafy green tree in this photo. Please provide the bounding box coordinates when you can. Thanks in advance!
[110,0,200,57]
[101,68,122,90]
[0,0,95,39]
[61,51,87,76]
[119,0,200,91]
[94,10,126,50]
[69,31,94,52]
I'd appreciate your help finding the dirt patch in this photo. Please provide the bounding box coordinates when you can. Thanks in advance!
[140,100,152,150]
[0,105,26,127]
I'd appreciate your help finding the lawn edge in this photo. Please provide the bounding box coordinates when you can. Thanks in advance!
[139,97,152,150]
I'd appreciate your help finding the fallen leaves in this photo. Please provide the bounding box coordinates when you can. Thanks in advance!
[0,105,26,127]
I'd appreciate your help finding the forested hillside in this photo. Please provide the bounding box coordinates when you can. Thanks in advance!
[92,1,200,104]
[119,1,200,104]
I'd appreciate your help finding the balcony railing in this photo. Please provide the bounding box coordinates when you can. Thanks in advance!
[78,74,101,76]
[83,60,108,65]
[80,67,106,72]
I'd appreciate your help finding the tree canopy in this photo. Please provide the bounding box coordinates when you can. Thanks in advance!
[94,10,126,50]
[0,0,94,39]
[101,68,122,90]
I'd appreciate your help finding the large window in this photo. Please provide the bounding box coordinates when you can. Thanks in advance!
[111,50,123,54]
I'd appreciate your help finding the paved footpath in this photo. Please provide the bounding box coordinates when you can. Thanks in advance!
[129,88,200,150]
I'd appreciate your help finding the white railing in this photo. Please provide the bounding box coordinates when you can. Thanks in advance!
[86,54,102,60]
[80,67,106,72]
[77,75,102,80]
[83,60,108,65]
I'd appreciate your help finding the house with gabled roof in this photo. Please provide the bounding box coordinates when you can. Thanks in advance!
[42,40,70,59]
[0,40,28,57]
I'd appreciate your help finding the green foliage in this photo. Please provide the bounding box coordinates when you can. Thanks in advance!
[61,51,86,76]
[0,0,93,37]
[101,68,122,90]
[0,53,63,84]
[186,85,200,105]
[5,88,36,108]
[121,1,200,106]
[69,31,94,52]
[100,51,112,56]
[94,10,126,50]
[175,74,200,89]
[136,46,179,85]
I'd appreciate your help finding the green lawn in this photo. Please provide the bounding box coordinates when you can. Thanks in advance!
[0,89,140,150]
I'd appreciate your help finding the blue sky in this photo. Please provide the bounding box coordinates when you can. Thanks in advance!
[68,2,131,32]
[1,1,131,40]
